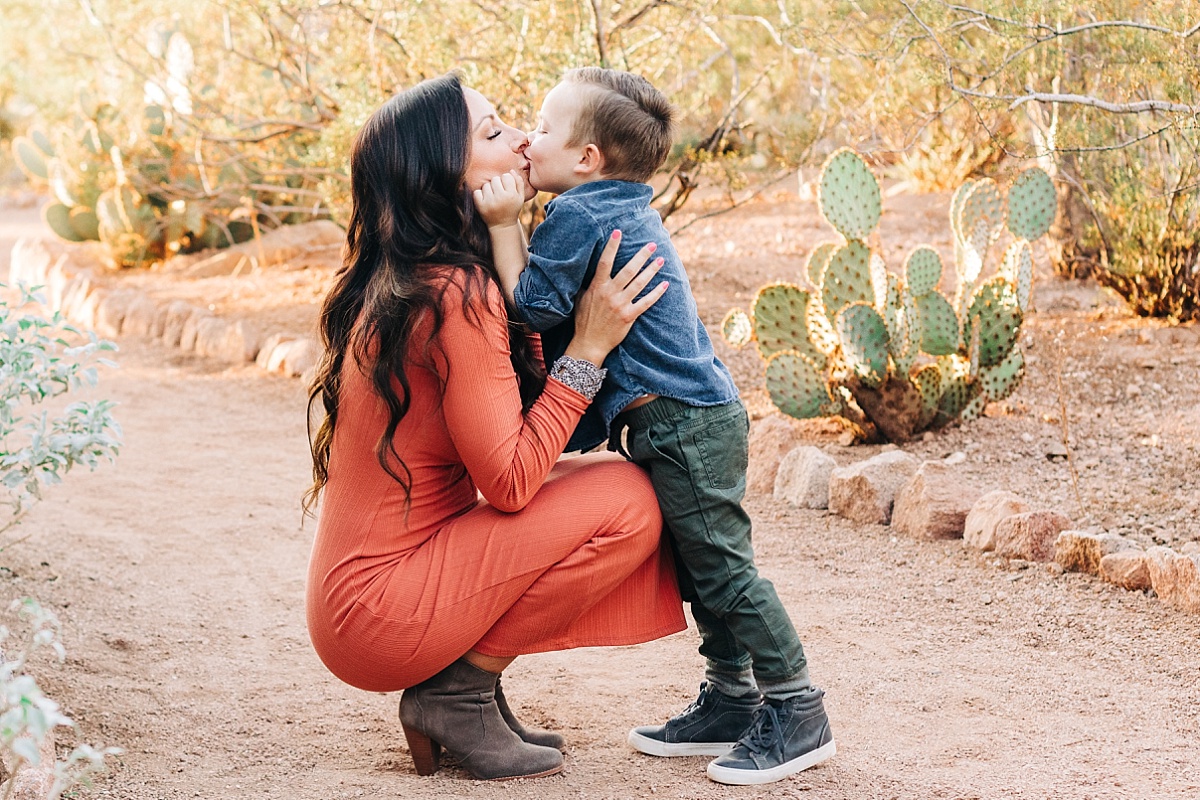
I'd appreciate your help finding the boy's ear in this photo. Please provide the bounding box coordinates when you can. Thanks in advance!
[574,143,604,177]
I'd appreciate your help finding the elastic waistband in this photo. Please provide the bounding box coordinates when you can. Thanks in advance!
[614,396,699,430]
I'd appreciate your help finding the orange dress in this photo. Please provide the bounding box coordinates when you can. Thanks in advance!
[306,270,686,692]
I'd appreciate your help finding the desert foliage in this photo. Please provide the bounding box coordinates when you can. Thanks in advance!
[0,2,1197,317]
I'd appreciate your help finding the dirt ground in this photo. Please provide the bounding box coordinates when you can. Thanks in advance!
[1,184,1198,800]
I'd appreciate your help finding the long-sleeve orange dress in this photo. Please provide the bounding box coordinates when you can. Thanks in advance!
[306,269,686,692]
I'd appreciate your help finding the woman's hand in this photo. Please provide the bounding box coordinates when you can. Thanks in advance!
[564,230,668,367]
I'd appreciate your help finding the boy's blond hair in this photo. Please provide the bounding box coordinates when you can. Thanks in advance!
[563,67,675,183]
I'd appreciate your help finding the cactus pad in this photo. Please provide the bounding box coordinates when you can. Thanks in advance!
[914,292,959,356]
[1000,240,1034,312]
[821,239,874,326]
[818,148,881,240]
[904,246,943,296]
[721,308,753,349]
[957,179,1005,249]
[950,179,977,242]
[751,283,825,367]
[966,277,1022,369]
[806,242,838,290]
[912,364,942,429]
[960,390,988,422]
[1006,167,1056,241]
[977,347,1025,401]
[68,207,100,241]
[935,373,980,424]
[12,137,50,181]
[44,202,84,242]
[870,252,889,311]
[835,302,890,387]
[764,350,829,419]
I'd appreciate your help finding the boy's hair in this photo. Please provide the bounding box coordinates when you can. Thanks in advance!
[563,67,675,183]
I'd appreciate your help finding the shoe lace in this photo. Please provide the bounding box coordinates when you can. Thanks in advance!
[739,703,781,756]
[680,683,713,719]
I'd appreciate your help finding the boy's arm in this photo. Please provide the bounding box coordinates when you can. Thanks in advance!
[514,200,604,332]
[473,170,529,303]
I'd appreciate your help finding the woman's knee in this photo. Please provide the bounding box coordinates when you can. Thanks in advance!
[592,459,661,521]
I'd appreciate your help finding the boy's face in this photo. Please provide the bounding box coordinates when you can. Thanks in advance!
[525,84,595,195]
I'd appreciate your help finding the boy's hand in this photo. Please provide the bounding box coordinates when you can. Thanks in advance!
[473,170,527,228]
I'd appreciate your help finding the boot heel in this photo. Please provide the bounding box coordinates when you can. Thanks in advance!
[401,721,441,776]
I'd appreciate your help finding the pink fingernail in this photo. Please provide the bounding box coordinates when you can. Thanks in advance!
[648,242,657,253]
[611,230,622,240]
[655,257,665,266]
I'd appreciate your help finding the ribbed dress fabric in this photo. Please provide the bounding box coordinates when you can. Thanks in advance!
[306,270,686,692]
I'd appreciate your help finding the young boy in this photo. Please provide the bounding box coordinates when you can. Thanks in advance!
[473,67,835,786]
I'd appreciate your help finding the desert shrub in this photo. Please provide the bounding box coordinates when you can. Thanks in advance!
[0,598,121,797]
[1054,123,1200,321]
[881,2,1200,320]
[0,1,963,233]
[0,285,121,795]
[1,286,121,521]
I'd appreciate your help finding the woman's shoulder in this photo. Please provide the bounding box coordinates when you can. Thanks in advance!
[428,264,506,321]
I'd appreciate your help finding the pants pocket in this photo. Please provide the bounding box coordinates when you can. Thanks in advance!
[693,406,749,491]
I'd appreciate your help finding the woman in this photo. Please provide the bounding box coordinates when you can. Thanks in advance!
[304,74,687,782]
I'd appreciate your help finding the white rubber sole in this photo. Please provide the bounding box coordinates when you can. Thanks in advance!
[627,729,736,757]
[706,739,836,785]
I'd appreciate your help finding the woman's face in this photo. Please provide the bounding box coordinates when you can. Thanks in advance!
[463,87,536,200]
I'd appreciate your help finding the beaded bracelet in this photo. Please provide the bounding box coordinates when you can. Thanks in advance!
[549,355,607,401]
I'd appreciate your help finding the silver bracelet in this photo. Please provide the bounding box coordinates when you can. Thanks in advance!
[549,355,607,401]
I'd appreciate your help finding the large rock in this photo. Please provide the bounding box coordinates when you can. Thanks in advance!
[281,337,321,379]
[9,236,60,287]
[747,415,806,496]
[993,511,1073,562]
[1055,530,1141,575]
[59,274,95,323]
[1099,551,1152,591]
[195,318,259,363]
[773,446,837,509]
[179,312,212,352]
[94,289,139,338]
[160,301,199,347]
[963,490,1031,552]
[163,220,345,277]
[891,461,980,540]
[1145,547,1200,613]
[122,294,162,338]
[828,450,920,525]
[256,333,298,371]
[75,287,108,331]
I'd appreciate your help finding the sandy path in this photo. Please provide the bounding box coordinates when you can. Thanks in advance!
[0,338,1191,800]
[1,205,1197,799]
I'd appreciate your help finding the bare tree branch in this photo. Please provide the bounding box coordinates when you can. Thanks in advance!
[1010,93,1199,115]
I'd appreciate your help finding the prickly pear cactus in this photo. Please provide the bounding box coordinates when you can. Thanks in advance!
[722,149,1055,443]
[9,54,316,269]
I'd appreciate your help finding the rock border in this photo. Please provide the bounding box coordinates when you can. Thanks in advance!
[770,431,1198,616]
[8,236,321,381]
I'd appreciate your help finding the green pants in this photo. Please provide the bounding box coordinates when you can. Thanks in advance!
[611,397,807,684]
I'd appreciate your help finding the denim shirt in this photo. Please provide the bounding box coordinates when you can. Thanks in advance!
[514,180,738,452]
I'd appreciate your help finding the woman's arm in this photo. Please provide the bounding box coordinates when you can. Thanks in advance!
[437,235,665,512]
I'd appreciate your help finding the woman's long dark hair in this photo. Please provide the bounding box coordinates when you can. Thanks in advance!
[304,74,545,516]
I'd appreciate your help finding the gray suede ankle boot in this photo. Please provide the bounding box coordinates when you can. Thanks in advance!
[399,659,564,780]
[495,678,566,751]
